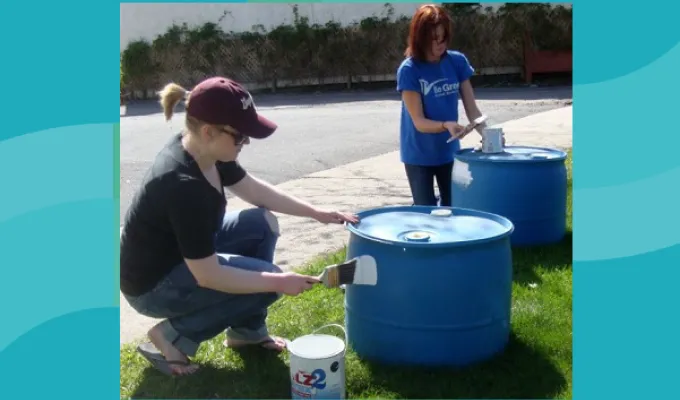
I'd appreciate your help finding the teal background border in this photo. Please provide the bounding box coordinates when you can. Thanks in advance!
[0,0,678,398]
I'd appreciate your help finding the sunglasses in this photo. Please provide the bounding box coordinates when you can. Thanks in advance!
[220,128,248,145]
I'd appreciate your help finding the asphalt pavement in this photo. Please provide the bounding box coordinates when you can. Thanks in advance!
[119,86,572,223]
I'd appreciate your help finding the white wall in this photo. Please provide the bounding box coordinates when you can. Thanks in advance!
[120,2,572,52]
[120,2,573,52]
[120,2,424,52]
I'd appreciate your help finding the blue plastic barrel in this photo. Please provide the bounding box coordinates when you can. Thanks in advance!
[344,205,514,367]
[451,146,568,246]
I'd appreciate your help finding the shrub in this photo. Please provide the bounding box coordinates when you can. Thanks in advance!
[120,3,572,95]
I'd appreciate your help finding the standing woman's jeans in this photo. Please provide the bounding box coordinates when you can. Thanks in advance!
[404,162,454,207]
[124,207,282,358]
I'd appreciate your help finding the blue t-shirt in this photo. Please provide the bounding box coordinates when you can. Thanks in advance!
[396,50,475,166]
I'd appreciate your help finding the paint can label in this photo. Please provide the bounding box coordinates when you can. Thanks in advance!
[482,127,504,153]
[291,362,345,399]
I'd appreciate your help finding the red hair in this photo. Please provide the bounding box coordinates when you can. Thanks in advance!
[404,4,452,61]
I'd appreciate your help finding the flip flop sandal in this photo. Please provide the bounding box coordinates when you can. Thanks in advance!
[258,337,288,352]
[136,342,195,376]
[223,336,289,353]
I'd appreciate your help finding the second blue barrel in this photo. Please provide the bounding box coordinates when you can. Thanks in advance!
[451,146,568,246]
[344,205,514,367]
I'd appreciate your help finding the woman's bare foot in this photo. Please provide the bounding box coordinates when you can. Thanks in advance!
[148,324,199,376]
[223,335,287,352]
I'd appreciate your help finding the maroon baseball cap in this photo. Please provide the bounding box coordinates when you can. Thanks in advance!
[186,77,277,139]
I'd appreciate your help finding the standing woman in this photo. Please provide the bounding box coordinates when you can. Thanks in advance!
[120,76,358,376]
[397,4,487,206]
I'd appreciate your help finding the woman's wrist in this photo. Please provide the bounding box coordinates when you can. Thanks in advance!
[263,271,284,292]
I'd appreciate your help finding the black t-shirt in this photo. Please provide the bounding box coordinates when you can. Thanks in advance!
[120,133,247,296]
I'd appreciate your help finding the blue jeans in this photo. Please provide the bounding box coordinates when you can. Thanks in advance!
[124,207,282,357]
[404,162,454,207]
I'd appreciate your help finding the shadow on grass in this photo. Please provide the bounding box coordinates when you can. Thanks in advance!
[128,347,291,399]
[359,332,566,399]
[511,231,573,285]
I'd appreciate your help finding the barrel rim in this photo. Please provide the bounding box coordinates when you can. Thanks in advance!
[345,206,514,248]
[454,145,568,163]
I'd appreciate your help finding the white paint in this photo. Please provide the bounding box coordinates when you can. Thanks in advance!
[452,160,474,188]
[352,255,378,286]
[288,324,348,399]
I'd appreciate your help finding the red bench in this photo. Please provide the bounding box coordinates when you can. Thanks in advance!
[523,32,572,84]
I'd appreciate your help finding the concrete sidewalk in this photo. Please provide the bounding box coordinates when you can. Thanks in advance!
[119,105,573,344]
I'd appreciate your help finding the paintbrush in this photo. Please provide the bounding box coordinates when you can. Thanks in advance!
[447,114,489,143]
[317,255,378,288]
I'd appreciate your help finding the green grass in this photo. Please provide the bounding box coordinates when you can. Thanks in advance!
[121,151,573,399]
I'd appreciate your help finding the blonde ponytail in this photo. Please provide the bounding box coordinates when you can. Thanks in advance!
[158,83,189,121]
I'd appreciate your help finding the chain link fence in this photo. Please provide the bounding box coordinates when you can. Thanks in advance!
[121,3,572,98]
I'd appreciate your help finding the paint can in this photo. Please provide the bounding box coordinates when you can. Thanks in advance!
[288,324,347,399]
[481,127,504,153]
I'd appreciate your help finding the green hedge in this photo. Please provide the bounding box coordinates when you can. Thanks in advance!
[121,3,572,96]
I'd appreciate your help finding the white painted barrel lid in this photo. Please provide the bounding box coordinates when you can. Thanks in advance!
[288,334,346,359]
